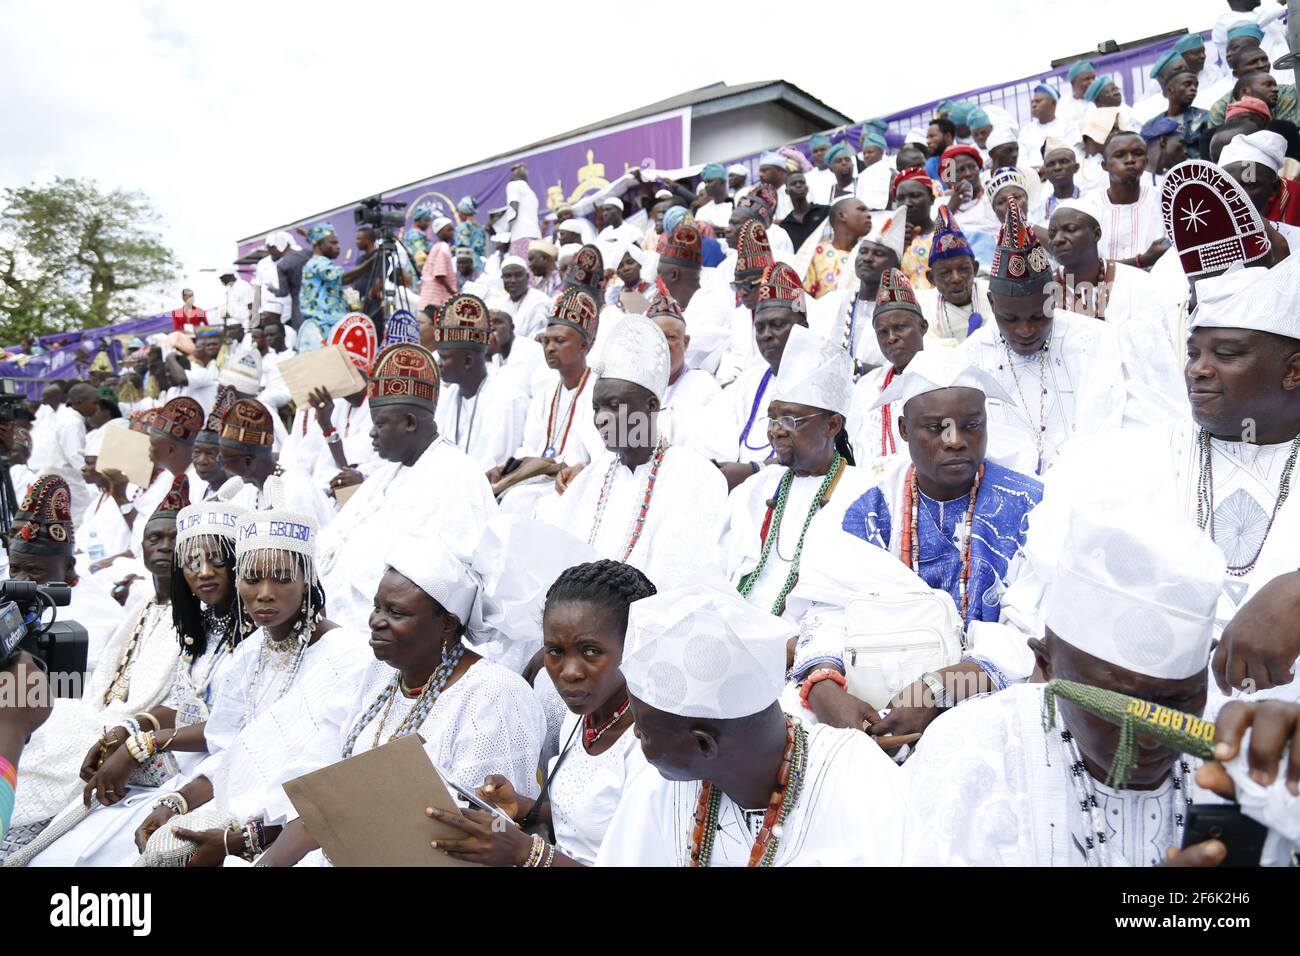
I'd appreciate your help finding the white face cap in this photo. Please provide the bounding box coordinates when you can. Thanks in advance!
[1045,494,1224,681]
[592,313,671,402]
[1220,130,1287,174]
[600,197,624,212]
[622,583,795,719]
[870,347,1012,410]
[1188,262,1282,333]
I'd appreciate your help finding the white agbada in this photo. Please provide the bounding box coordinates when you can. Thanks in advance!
[808,287,888,371]
[47,404,90,522]
[848,363,904,476]
[721,464,876,619]
[706,361,778,464]
[659,367,726,458]
[504,286,553,340]
[537,445,727,590]
[317,437,497,632]
[488,334,547,399]
[596,724,903,866]
[681,284,735,375]
[435,373,528,471]
[8,596,175,831]
[958,310,1127,473]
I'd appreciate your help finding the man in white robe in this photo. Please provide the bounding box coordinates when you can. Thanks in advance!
[722,325,873,620]
[808,221,903,377]
[47,383,96,523]
[958,198,1126,474]
[499,257,552,341]
[596,583,904,867]
[486,296,548,399]
[901,494,1300,867]
[537,314,727,591]
[659,223,733,375]
[429,292,528,471]
[649,298,726,459]
[317,343,497,633]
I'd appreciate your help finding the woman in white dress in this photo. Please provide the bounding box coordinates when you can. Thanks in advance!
[129,476,369,866]
[255,531,547,866]
[427,560,654,867]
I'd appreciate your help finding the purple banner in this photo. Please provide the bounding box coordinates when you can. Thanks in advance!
[238,111,689,261]
[2,312,173,398]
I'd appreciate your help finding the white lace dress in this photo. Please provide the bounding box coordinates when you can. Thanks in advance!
[547,711,647,866]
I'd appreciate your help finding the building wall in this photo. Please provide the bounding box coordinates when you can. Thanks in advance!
[689,103,821,164]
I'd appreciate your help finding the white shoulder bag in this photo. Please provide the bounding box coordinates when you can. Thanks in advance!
[841,589,965,711]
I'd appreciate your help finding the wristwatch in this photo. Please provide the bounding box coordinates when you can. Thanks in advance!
[118,500,135,516]
[919,671,953,711]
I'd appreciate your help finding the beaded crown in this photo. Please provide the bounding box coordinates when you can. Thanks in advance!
[549,287,601,342]
[368,342,440,411]
[11,475,75,556]
[149,476,191,523]
[661,224,703,269]
[875,268,923,317]
[927,205,975,266]
[328,312,378,372]
[562,244,604,295]
[755,262,806,315]
[1161,160,1270,279]
[646,291,685,323]
[989,197,1053,297]
[429,293,490,350]
[219,398,276,451]
[734,220,774,282]
[149,396,204,444]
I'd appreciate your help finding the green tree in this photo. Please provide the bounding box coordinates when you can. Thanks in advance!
[0,177,178,342]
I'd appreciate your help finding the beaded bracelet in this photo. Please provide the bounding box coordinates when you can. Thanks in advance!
[155,793,188,817]
[541,842,556,868]
[798,668,847,710]
[241,821,264,862]
[117,717,140,739]
[125,731,156,764]
[134,712,161,733]
[520,833,546,868]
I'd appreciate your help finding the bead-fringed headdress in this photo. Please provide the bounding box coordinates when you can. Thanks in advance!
[175,477,247,570]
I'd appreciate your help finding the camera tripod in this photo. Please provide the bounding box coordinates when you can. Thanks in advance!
[360,231,418,343]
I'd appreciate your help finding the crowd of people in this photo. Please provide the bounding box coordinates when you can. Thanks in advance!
[2,5,1300,868]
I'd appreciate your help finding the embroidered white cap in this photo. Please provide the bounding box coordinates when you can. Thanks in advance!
[771,324,853,418]
[593,313,671,402]
[870,347,1012,410]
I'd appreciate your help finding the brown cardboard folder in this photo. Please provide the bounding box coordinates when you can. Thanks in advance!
[282,734,479,867]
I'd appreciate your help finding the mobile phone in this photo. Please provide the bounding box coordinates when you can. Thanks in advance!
[1181,804,1268,867]
[437,769,514,826]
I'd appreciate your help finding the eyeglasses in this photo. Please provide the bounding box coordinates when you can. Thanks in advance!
[767,413,825,433]
[183,552,230,573]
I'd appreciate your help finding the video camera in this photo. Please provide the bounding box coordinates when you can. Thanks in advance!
[354,195,408,233]
[0,580,89,698]
[0,378,26,423]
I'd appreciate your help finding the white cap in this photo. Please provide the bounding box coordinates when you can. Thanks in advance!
[1045,495,1224,680]
[861,208,909,262]
[259,299,283,317]
[654,188,673,200]
[501,254,528,271]
[988,166,1031,201]
[599,196,624,211]
[1051,194,1101,224]
[870,348,1012,411]
[1190,257,1300,338]
[622,583,795,719]
[771,324,853,418]
[557,243,582,268]
[986,125,1018,150]
[904,128,929,146]
[727,163,749,177]
[176,478,248,563]
[266,231,294,252]
[528,239,558,258]
[218,348,262,392]
[220,264,239,277]
[431,216,453,234]
[385,531,483,637]
[1220,130,1287,175]
[593,313,671,402]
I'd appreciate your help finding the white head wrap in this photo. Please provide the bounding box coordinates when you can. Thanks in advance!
[385,531,486,639]
[1220,130,1287,174]
[727,163,749,178]
[771,324,853,418]
[85,420,123,457]
[500,254,528,272]
[622,583,795,719]
[557,243,582,268]
[593,313,671,402]
[904,128,929,146]
[599,196,624,211]
[218,349,262,393]
[266,231,296,252]
[1045,495,1224,680]
[1190,256,1300,338]
[870,348,1012,411]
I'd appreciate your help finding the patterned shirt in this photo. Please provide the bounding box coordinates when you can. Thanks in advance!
[1209,84,1298,127]
[403,226,432,269]
[802,244,854,299]
[299,255,347,333]
[900,232,935,291]
[455,219,489,270]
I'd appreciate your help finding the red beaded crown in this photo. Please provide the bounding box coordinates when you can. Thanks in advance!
[755,262,806,314]
[989,196,1053,297]
[150,396,204,444]
[11,474,75,556]
[430,293,490,350]
[734,220,774,282]
[662,224,703,269]
[328,312,378,372]
[875,268,923,316]
[549,287,601,342]
[368,343,440,411]
[219,398,276,451]
[563,244,605,295]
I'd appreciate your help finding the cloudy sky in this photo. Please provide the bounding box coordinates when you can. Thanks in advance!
[1,0,1231,313]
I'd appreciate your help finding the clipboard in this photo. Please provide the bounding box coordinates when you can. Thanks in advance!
[95,424,154,488]
[282,734,479,867]
[276,345,366,408]
[332,481,361,510]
